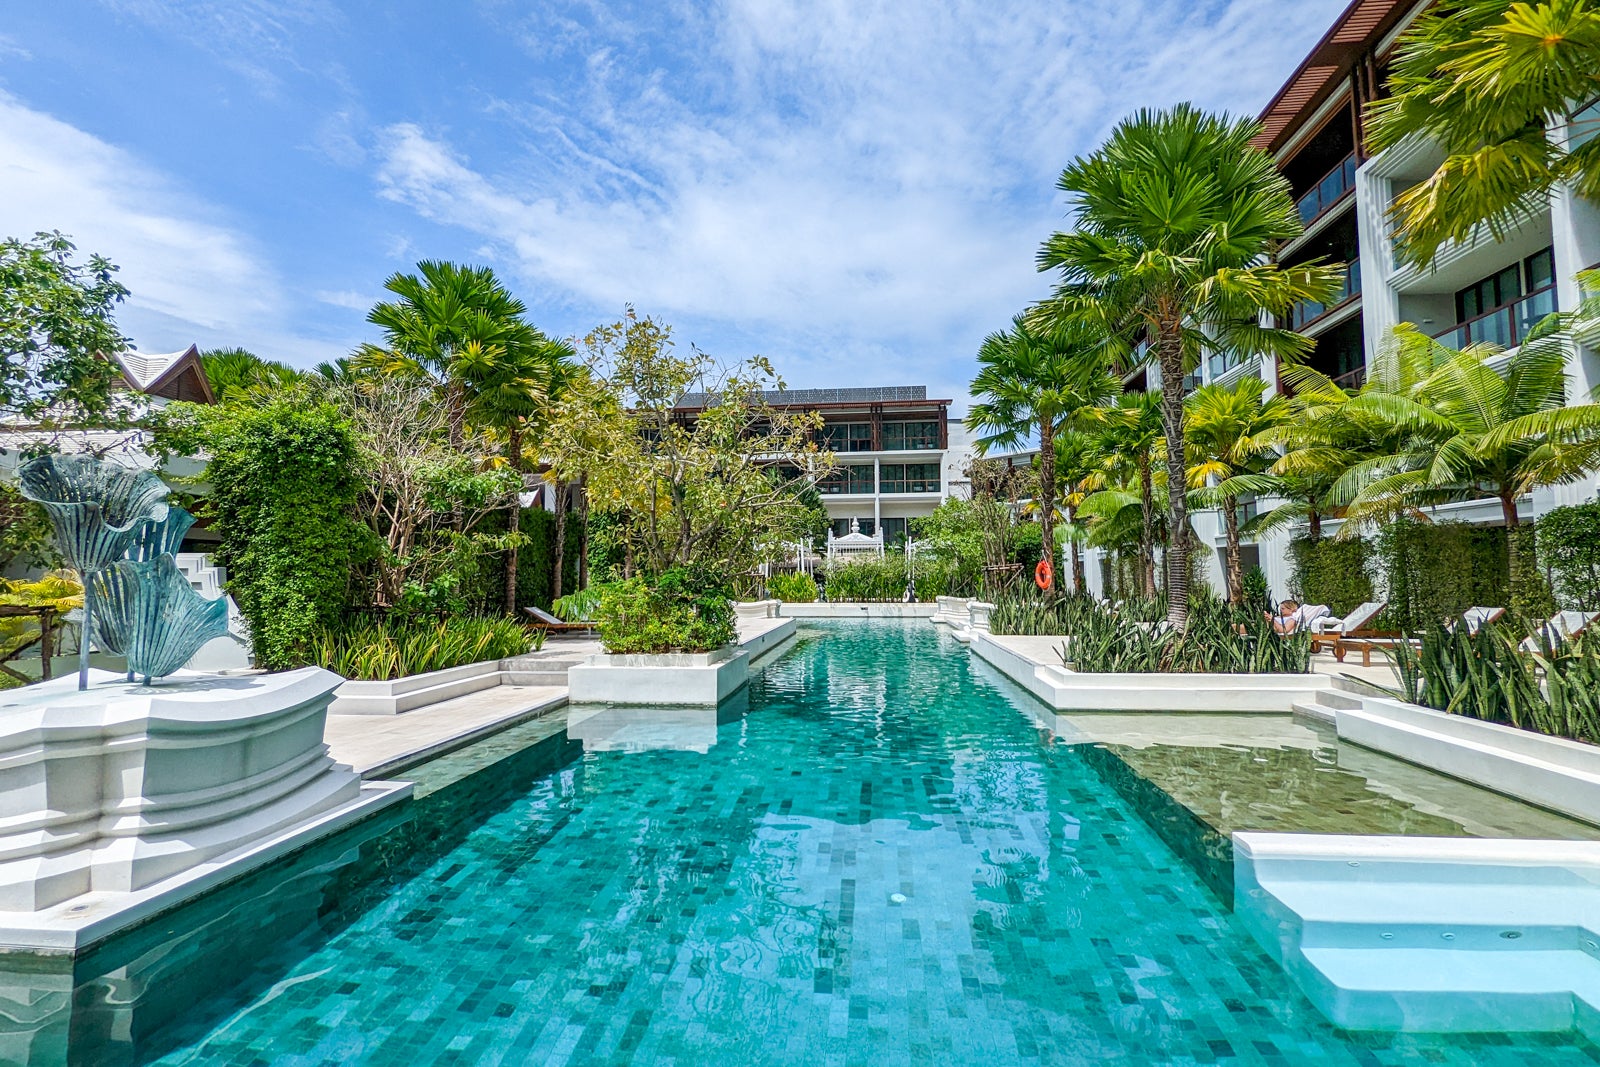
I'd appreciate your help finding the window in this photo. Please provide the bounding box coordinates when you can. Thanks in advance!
[1455,248,1554,322]
[881,420,940,451]
[823,422,874,452]
[832,518,875,538]
[879,463,940,494]
[881,517,908,545]
[819,464,875,494]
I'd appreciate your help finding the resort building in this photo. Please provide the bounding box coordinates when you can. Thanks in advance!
[673,385,973,550]
[1081,0,1600,600]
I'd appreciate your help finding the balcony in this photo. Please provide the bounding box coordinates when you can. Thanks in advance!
[1295,153,1357,228]
[1206,350,1256,383]
[1288,260,1361,331]
[1432,286,1557,351]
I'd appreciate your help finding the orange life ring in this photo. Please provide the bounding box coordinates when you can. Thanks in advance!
[1034,559,1054,591]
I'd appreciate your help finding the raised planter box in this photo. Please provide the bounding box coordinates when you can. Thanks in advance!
[567,647,750,706]
[330,659,505,715]
[970,630,1333,712]
[1334,696,1600,826]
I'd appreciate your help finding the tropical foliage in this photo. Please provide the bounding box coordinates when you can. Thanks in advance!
[1036,104,1343,627]
[594,568,737,655]
[1369,0,1600,268]
[766,572,819,603]
[312,616,538,682]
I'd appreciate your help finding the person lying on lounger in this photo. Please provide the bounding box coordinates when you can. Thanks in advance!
[1267,600,1308,635]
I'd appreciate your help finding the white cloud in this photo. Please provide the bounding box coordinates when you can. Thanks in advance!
[314,288,377,311]
[0,34,32,61]
[377,0,1349,401]
[0,92,344,365]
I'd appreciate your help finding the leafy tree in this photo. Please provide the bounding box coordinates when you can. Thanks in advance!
[0,231,130,439]
[1037,105,1342,627]
[544,312,834,591]
[1368,0,1600,268]
[1183,376,1290,605]
[1051,429,1102,593]
[968,314,1116,564]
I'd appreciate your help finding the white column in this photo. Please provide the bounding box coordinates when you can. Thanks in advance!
[873,457,882,532]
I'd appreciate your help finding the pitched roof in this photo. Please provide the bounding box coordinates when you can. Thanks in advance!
[111,344,216,404]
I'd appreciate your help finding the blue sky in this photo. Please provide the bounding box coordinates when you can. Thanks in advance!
[0,0,1346,408]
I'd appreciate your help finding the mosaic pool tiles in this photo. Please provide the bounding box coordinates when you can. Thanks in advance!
[134,622,1598,1066]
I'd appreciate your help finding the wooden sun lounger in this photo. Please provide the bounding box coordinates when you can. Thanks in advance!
[1332,634,1411,667]
[521,606,595,635]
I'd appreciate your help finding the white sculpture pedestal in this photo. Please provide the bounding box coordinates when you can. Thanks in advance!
[0,667,409,953]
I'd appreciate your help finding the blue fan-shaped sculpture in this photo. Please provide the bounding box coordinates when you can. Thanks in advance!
[17,455,225,688]
[92,555,229,684]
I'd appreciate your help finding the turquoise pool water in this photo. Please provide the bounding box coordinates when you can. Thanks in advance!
[34,622,1600,1064]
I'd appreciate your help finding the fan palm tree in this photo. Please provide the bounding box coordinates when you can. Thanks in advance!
[199,348,300,405]
[1037,104,1344,626]
[1334,321,1600,579]
[358,261,543,452]
[1184,376,1292,605]
[968,315,1117,576]
[1368,0,1600,268]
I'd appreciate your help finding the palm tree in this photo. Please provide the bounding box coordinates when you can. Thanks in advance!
[1183,376,1291,605]
[1257,365,1380,543]
[1052,429,1102,593]
[1334,322,1600,580]
[1368,0,1600,268]
[968,315,1116,575]
[358,261,543,452]
[1080,391,1166,596]
[1037,104,1343,627]
[199,348,300,405]
[468,338,580,612]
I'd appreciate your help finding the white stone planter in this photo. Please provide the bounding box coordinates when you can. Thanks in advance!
[734,600,781,619]
[970,631,1333,712]
[330,658,505,715]
[568,647,750,706]
[0,667,408,951]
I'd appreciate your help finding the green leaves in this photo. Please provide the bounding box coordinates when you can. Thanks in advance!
[1368,0,1600,267]
[0,231,129,432]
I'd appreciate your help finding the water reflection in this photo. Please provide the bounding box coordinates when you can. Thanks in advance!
[566,689,751,753]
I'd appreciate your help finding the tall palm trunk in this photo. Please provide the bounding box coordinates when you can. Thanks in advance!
[552,480,568,602]
[1307,500,1323,543]
[1037,417,1057,587]
[1156,324,1190,627]
[1501,490,1523,595]
[504,422,523,615]
[1222,495,1243,606]
[1066,504,1086,593]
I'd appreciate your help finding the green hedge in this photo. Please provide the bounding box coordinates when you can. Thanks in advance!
[475,507,584,613]
[1287,536,1376,617]
[1375,519,1510,631]
[1538,502,1600,609]
[313,616,535,681]
[820,556,955,602]
[595,568,735,654]
[207,402,365,670]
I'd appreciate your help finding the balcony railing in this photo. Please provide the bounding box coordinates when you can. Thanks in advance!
[1288,259,1361,331]
[1295,153,1357,227]
[1332,366,1366,391]
[1432,286,1557,350]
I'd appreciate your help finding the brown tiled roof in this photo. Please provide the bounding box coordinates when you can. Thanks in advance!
[1253,0,1420,154]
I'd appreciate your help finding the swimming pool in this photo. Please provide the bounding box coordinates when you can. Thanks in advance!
[23,622,1599,1064]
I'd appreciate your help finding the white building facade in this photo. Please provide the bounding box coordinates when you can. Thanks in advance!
[1080,0,1600,601]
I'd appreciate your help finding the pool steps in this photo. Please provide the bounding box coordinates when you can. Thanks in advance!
[1235,833,1600,1037]
[1291,689,1600,827]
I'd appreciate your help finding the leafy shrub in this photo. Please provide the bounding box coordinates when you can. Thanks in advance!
[552,580,623,622]
[1242,565,1271,615]
[1009,522,1045,570]
[820,556,955,602]
[1376,519,1509,631]
[203,401,367,669]
[1390,623,1600,743]
[1288,536,1375,617]
[313,616,538,681]
[596,568,736,654]
[766,571,819,602]
[1538,502,1600,609]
